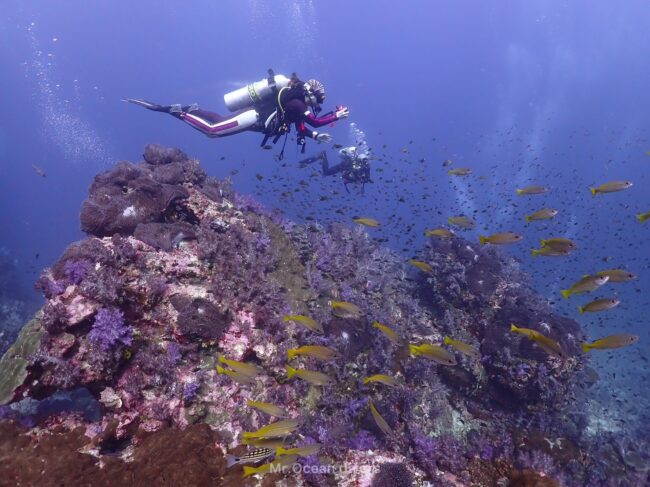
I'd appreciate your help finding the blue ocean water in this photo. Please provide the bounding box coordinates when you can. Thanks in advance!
[1,0,649,478]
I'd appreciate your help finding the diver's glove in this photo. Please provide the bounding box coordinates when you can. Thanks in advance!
[315,132,333,143]
[335,106,350,119]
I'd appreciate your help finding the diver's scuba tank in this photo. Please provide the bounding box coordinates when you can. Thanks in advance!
[224,70,290,112]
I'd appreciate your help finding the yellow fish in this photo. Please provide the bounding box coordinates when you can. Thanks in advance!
[448,167,472,176]
[448,216,476,229]
[590,180,633,196]
[592,269,637,283]
[363,374,399,387]
[372,321,401,345]
[287,345,340,361]
[424,228,455,238]
[276,444,321,457]
[581,334,639,352]
[329,300,363,319]
[409,343,457,366]
[247,400,289,418]
[636,211,650,223]
[283,315,324,334]
[242,454,299,478]
[540,238,576,252]
[217,355,263,378]
[408,259,433,274]
[516,185,549,196]
[479,232,523,245]
[242,419,303,440]
[216,365,256,386]
[578,298,620,314]
[510,324,564,358]
[286,365,334,386]
[369,400,393,435]
[531,247,570,258]
[352,217,380,227]
[525,208,558,224]
[561,275,609,299]
[241,438,288,448]
[444,336,480,359]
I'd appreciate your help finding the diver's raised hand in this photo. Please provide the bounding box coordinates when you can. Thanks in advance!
[335,106,350,119]
[315,133,333,143]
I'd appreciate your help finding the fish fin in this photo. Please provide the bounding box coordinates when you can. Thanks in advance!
[216,365,226,374]
[282,315,291,322]
[242,465,257,478]
[287,349,296,360]
[516,189,523,196]
[578,306,585,314]
[581,343,591,353]
[362,377,371,384]
[242,432,253,440]
[510,324,518,332]
[246,399,254,407]
[531,249,539,258]
[540,239,547,247]
[589,187,597,196]
[286,365,297,379]
[276,447,286,456]
[561,289,571,299]
[447,170,453,175]
[479,235,487,245]
[636,213,646,222]
[444,336,451,345]
[583,274,591,278]
[226,454,239,468]
[525,215,531,224]
[372,321,380,329]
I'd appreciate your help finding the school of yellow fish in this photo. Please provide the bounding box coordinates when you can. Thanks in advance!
[216,170,642,479]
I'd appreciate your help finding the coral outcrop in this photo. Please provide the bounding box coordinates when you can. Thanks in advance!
[0,146,646,486]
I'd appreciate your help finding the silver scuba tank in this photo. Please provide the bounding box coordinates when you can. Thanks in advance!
[224,74,291,112]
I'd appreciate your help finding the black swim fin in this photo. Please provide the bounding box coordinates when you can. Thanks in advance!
[121,98,170,112]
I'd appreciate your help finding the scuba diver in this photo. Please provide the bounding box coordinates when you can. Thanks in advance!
[299,123,373,192]
[124,70,349,158]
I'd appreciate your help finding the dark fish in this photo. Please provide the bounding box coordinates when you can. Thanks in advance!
[226,447,274,468]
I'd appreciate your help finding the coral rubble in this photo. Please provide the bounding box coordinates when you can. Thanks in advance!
[0,146,646,486]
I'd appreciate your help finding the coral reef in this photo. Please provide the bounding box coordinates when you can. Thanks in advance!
[0,145,644,486]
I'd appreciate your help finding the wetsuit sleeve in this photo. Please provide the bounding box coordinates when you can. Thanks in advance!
[303,111,337,127]
[296,110,338,139]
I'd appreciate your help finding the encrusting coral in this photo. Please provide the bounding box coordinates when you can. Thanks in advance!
[0,145,645,486]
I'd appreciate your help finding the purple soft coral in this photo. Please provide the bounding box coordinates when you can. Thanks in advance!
[63,259,91,285]
[88,308,133,351]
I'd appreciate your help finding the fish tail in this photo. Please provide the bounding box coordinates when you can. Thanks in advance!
[581,343,591,353]
[362,377,371,384]
[276,447,287,456]
[286,365,297,379]
[226,454,239,468]
[531,249,539,258]
[479,235,488,246]
[408,344,419,356]
[636,213,648,223]
[443,336,451,345]
[578,306,585,314]
[525,215,531,224]
[447,170,453,175]
[246,399,255,407]
[283,315,291,322]
[516,189,523,196]
[510,324,518,332]
[589,187,597,196]
[242,432,253,440]
[287,349,297,360]
[242,466,258,478]
[372,321,380,329]
[216,365,226,375]
[561,289,571,299]
[540,239,548,247]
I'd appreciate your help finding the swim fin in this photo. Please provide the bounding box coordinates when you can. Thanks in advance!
[122,98,170,112]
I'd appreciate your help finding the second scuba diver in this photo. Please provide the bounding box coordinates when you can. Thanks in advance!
[124,70,349,156]
[299,123,373,192]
